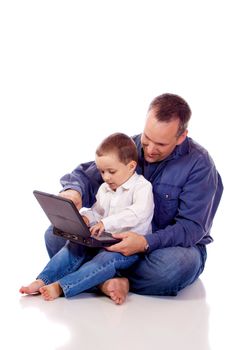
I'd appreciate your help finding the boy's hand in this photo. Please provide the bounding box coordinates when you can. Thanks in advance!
[90,221,105,237]
[82,215,90,226]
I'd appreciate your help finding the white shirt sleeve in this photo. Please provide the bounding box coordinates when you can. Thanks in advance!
[80,184,107,226]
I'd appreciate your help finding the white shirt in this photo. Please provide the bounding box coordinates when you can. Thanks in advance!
[81,173,154,235]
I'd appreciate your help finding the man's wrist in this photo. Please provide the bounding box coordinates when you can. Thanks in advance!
[142,237,149,253]
[144,242,149,253]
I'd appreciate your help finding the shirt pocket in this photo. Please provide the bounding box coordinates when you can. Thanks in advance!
[153,183,181,228]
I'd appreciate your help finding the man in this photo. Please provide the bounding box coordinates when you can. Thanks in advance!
[44,93,223,303]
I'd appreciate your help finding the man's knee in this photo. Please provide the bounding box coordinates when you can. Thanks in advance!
[125,246,205,296]
[44,225,66,258]
[127,256,179,295]
[44,225,53,242]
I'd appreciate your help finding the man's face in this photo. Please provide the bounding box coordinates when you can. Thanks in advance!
[141,109,187,163]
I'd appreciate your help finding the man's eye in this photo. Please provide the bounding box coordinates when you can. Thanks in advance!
[109,171,116,174]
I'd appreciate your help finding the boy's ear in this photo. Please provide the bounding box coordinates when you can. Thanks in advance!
[129,160,137,171]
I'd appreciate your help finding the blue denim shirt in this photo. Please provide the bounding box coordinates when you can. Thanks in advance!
[60,135,223,251]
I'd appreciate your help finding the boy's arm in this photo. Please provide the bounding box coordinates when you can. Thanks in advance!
[80,184,105,226]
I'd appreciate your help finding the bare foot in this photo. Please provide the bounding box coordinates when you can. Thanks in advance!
[19,279,45,295]
[100,278,129,305]
[39,282,63,301]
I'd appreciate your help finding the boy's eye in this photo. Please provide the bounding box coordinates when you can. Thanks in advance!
[99,169,116,175]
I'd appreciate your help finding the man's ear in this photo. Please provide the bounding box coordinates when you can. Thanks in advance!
[176,129,188,146]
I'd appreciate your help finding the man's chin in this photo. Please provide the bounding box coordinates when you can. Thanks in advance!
[145,155,160,163]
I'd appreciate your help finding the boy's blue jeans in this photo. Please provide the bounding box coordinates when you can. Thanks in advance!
[44,225,207,296]
[38,237,139,298]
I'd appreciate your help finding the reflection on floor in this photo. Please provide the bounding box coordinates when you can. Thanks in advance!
[1,262,231,350]
[19,279,210,350]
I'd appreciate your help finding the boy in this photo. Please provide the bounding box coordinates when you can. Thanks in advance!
[20,133,154,304]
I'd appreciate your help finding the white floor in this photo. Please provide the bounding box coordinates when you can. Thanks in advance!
[5,280,213,350]
[1,194,232,350]
[1,2,232,349]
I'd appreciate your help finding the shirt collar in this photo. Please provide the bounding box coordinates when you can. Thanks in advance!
[105,172,139,193]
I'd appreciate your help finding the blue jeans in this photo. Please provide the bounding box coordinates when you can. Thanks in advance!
[44,225,207,296]
[38,238,139,298]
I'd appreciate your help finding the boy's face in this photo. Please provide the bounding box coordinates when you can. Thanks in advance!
[95,153,136,191]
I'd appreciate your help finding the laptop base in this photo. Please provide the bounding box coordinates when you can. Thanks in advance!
[53,227,121,248]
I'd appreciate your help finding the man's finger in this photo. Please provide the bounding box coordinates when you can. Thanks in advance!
[106,240,125,252]
[112,232,128,239]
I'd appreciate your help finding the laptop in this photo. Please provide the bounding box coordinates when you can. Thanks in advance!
[33,190,121,248]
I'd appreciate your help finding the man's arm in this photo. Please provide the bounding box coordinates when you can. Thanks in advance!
[107,155,223,256]
[59,190,82,210]
[59,161,103,208]
[147,158,223,250]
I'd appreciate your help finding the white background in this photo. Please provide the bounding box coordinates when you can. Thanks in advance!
[0,1,232,349]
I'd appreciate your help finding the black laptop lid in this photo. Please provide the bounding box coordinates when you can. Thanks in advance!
[33,190,90,238]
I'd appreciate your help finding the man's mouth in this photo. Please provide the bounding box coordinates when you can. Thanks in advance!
[147,154,159,158]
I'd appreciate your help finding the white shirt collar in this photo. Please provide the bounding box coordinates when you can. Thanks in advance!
[104,172,139,193]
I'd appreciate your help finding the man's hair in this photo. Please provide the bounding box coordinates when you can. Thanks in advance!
[96,132,138,164]
[148,93,192,136]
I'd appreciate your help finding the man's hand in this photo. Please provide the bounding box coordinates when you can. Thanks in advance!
[59,190,82,210]
[106,231,148,256]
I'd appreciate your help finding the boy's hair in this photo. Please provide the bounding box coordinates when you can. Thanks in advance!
[96,133,138,165]
[148,93,191,136]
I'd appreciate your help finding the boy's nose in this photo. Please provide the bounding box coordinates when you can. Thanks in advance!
[103,174,111,182]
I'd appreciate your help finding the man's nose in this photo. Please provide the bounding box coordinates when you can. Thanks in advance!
[147,143,157,154]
